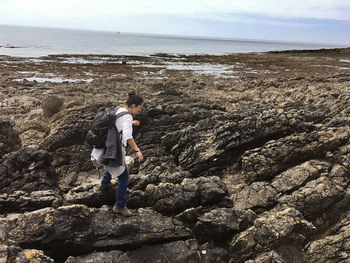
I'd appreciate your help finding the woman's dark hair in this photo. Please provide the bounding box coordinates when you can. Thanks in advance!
[126,90,143,107]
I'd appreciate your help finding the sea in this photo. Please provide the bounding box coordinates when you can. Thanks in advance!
[0,24,347,57]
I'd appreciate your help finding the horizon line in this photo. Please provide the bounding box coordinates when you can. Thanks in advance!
[0,23,348,47]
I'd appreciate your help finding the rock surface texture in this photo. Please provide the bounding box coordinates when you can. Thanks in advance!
[1,49,350,262]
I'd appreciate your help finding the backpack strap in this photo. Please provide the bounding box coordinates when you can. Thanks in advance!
[115,111,130,118]
[114,106,131,119]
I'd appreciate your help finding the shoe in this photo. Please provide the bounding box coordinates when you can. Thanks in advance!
[112,207,132,216]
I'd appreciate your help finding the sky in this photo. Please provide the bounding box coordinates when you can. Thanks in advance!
[1,0,350,45]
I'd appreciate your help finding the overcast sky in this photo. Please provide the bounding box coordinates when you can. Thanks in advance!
[1,0,350,45]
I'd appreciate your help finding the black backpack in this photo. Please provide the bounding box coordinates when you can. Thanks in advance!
[84,106,130,149]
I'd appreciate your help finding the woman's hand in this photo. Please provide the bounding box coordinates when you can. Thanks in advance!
[136,151,144,162]
[133,120,140,126]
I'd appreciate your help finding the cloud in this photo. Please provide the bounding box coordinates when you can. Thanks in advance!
[1,0,350,21]
[1,0,349,45]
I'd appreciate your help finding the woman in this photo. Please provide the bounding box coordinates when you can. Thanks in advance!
[91,90,144,216]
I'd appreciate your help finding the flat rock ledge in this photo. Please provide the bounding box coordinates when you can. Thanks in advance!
[0,205,190,262]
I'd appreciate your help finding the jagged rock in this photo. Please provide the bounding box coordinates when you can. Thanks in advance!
[65,250,129,263]
[52,145,96,191]
[332,143,350,171]
[304,211,350,262]
[64,183,116,207]
[42,95,64,119]
[244,251,286,263]
[139,180,199,214]
[66,98,84,109]
[1,91,350,263]
[0,205,190,261]
[16,119,50,147]
[128,176,228,214]
[194,208,256,244]
[0,119,21,158]
[230,207,315,262]
[65,240,228,263]
[161,105,326,175]
[0,229,22,263]
[0,190,61,213]
[231,160,331,212]
[128,155,189,191]
[271,160,331,193]
[0,147,58,194]
[277,176,346,219]
[242,127,349,183]
[39,104,105,151]
[232,182,278,212]
[15,249,54,263]
[66,176,228,215]
[244,245,305,263]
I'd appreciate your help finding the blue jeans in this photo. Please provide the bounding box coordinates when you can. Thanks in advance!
[101,166,130,209]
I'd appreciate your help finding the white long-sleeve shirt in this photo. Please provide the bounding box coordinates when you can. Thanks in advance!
[91,107,133,178]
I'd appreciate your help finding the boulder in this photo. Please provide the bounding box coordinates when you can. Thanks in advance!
[42,95,64,119]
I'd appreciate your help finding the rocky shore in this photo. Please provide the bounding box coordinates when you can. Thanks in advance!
[1,47,350,262]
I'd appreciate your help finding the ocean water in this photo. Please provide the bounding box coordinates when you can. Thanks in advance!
[0,24,346,57]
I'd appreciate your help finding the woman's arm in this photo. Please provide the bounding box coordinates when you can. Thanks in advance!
[127,138,143,162]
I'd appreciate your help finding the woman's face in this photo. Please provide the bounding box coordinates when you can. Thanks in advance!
[131,103,143,114]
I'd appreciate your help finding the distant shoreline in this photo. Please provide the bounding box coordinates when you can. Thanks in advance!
[0,46,350,59]
[1,24,346,58]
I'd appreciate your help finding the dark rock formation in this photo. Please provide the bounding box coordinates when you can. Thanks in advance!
[194,208,256,245]
[129,176,229,214]
[161,104,327,176]
[0,147,58,195]
[0,119,21,158]
[0,190,61,213]
[230,208,315,262]
[242,127,349,183]
[65,240,228,263]
[231,160,331,212]
[0,205,190,262]
[245,246,305,263]
[1,82,350,262]
[64,182,116,207]
[305,211,350,262]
